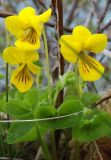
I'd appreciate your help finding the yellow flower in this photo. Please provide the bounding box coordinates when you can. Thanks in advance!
[3,47,41,92]
[59,25,107,81]
[5,7,52,50]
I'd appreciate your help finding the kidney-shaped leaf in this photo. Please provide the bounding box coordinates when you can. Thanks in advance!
[4,100,31,117]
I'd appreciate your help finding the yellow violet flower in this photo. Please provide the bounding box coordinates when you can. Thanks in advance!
[5,7,52,50]
[59,25,107,81]
[3,47,41,92]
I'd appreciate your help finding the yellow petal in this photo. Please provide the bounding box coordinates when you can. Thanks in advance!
[84,34,107,53]
[3,47,39,64]
[78,55,104,81]
[38,8,52,23]
[3,47,21,64]
[27,62,41,74]
[5,16,26,37]
[59,35,82,63]
[22,51,39,62]
[19,7,36,23]
[15,28,41,50]
[11,64,33,92]
[31,17,43,35]
[72,25,92,46]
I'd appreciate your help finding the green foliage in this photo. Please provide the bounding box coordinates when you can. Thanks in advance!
[37,99,83,129]
[2,87,49,144]
[0,72,4,79]
[56,71,77,92]
[23,88,39,110]
[36,106,57,118]
[58,99,83,115]
[65,92,101,107]
[4,100,31,117]
[0,98,6,112]
[80,92,101,107]
[72,109,111,142]
[7,122,37,144]
[0,77,111,144]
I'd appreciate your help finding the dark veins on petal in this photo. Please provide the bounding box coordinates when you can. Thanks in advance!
[81,55,99,74]
[22,28,38,45]
[15,65,30,83]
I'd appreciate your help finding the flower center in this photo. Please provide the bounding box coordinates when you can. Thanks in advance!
[22,28,38,45]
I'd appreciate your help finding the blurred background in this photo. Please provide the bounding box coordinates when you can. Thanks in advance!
[0,0,111,159]
[0,0,111,93]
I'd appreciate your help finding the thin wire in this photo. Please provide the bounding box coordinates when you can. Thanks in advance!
[0,110,83,123]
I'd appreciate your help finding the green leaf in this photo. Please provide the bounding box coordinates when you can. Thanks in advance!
[8,88,17,99]
[37,100,83,129]
[72,110,111,142]
[7,112,48,144]
[56,72,77,92]
[15,91,25,101]
[0,97,6,111]
[34,60,42,67]
[58,99,83,115]
[4,100,31,117]
[65,92,101,108]
[80,92,101,107]
[56,100,83,129]
[24,88,39,109]
[38,87,49,106]
[36,106,57,118]
[36,106,60,129]
[7,122,37,144]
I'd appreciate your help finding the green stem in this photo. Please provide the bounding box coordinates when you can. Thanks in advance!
[5,23,13,160]
[53,90,59,106]
[42,27,57,160]
[34,118,52,160]
[75,63,82,97]
[73,64,82,160]
[43,27,52,104]
[6,63,9,102]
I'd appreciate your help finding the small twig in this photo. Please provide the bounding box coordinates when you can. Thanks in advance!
[90,0,100,20]
[32,0,40,9]
[84,11,93,27]
[35,146,42,160]
[98,20,111,33]
[38,0,47,9]
[0,157,22,160]
[96,0,111,31]
[0,11,15,17]
[0,11,73,32]
[93,141,104,160]
[66,0,79,25]
[47,22,72,32]
[7,0,17,13]
[91,95,111,108]
[51,0,57,19]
